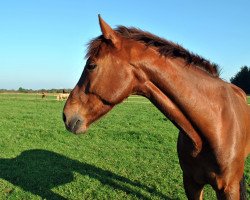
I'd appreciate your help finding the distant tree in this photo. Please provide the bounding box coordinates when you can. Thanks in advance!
[18,87,26,93]
[230,66,250,94]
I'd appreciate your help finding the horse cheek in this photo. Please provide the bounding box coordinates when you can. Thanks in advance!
[89,64,133,104]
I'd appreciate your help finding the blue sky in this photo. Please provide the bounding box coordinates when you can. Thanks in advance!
[0,0,249,89]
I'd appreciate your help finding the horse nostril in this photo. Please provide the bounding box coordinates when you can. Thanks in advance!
[62,112,67,123]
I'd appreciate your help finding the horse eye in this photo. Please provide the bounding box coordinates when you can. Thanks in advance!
[87,64,97,71]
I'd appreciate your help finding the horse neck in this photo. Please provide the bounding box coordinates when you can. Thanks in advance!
[132,49,221,153]
[134,52,216,117]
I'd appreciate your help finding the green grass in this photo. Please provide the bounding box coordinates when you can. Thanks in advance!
[0,94,249,199]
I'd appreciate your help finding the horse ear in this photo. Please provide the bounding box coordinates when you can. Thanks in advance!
[98,15,121,49]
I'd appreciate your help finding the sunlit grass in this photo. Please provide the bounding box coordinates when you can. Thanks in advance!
[0,94,249,199]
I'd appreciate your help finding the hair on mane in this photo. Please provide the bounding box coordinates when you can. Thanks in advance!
[86,26,219,77]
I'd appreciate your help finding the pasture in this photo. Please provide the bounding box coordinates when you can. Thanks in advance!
[0,93,250,199]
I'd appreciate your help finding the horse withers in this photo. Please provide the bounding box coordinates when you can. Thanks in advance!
[63,15,250,199]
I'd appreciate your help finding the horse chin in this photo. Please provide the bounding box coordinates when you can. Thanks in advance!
[79,123,90,134]
[73,125,88,135]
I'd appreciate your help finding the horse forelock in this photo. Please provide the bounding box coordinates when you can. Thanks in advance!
[86,35,104,59]
[86,26,220,77]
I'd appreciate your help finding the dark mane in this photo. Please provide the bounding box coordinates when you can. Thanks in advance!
[87,26,219,77]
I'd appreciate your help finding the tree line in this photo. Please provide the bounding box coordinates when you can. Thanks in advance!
[0,88,72,93]
[230,66,250,95]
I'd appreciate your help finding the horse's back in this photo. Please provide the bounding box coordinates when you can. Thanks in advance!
[230,83,247,102]
[230,84,250,157]
[244,104,250,157]
[228,83,250,157]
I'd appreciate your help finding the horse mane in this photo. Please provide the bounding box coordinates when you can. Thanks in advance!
[87,26,219,77]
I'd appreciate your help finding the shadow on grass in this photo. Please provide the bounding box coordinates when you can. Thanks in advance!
[0,149,178,200]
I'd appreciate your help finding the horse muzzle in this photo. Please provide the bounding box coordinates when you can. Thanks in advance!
[63,113,86,134]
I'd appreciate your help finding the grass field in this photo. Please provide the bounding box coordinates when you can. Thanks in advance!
[0,93,250,199]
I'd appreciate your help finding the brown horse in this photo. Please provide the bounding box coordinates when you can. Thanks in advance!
[63,15,250,199]
[57,93,69,101]
[41,92,47,99]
